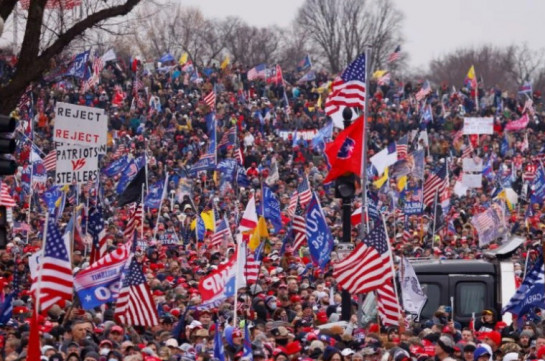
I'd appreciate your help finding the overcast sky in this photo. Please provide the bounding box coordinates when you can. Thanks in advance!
[181,0,545,70]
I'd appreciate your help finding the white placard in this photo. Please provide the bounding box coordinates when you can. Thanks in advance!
[454,181,469,197]
[55,146,99,185]
[54,102,108,147]
[463,157,483,172]
[462,173,482,188]
[463,117,494,135]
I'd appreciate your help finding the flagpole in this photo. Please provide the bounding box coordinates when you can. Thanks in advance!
[360,47,371,237]
[432,189,439,243]
[153,174,169,241]
[26,164,34,245]
[141,184,145,241]
[35,211,49,314]
[474,67,479,112]
[380,213,401,321]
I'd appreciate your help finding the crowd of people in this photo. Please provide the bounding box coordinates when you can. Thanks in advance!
[0,49,543,361]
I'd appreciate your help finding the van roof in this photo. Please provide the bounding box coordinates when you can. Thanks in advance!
[411,259,496,274]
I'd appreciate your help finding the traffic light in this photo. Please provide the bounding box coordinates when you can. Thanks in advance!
[0,206,7,249]
[0,114,17,175]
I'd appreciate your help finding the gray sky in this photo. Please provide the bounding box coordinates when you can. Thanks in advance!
[181,0,545,70]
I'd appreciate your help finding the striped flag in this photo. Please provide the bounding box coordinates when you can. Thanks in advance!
[204,90,216,109]
[244,252,260,284]
[44,150,57,171]
[210,215,232,248]
[423,164,447,208]
[124,203,143,241]
[0,182,16,208]
[218,127,236,151]
[292,200,307,251]
[114,253,159,327]
[462,142,474,159]
[31,218,73,312]
[297,176,312,208]
[396,135,408,161]
[325,53,366,116]
[376,279,401,326]
[415,80,431,102]
[333,223,392,295]
[88,206,109,264]
[235,147,244,165]
[387,45,401,63]
[503,255,544,316]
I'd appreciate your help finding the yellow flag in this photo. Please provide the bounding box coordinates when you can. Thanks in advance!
[373,69,387,79]
[397,175,407,192]
[249,216,269,251]
[220,55,230,70]
[179,52,188,65]
[373,167,389,189]
[466,65,476,81]
[190,210,215,231]
[317,94,322,108]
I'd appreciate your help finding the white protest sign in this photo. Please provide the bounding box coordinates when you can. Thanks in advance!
[462,173,482,188]
[453,181,469,197]
[463,117,494,135]
[277,129,317,141]
[54,102,108,147]
[55,146,99,185]
[463,157,483,172]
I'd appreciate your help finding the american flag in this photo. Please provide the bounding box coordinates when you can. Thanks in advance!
[44,150,57,172]
[113,144,127,159]
[244,251,260,284]
[292,200,307,251]
[210,214,231,248]
[396,135,408,161]
[114,254,159,327]
[423,164,447,208]
[415,80,431,102]
[247,64,267,81]
[524,163,537,182]
[0,182,16,208]
[461,142,474,159]
[333,224,392,295]
[124,203,143,241]
[376,279,401,326]
[32,218,73,312]
[325,54,366,116]
[387,45,401,63]
[235,147,244,165]
[402,229,412,243]
[204,90,216,109]
[472,208,497,233]
[297,176,312,208]
[377,72,391,86]
[218,127,236,151]
[452,129,464,144]
[287,191,298,218]
[88,206,108,264]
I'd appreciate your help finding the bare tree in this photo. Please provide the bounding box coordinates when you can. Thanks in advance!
[295,0,403,73]
[223,18,280,66]
[0,0,143,111]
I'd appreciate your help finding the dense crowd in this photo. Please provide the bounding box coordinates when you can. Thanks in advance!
[0,51,543,361]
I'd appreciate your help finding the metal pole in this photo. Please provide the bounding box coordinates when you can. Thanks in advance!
[341,196,352,322]
[360,47,371,237]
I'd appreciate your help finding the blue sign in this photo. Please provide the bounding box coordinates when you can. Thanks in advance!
[305,192,333,269]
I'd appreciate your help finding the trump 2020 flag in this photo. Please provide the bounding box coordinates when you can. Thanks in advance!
[103,155,130,177]
[305,192,334,269]
[531,165,545,205]
[399,257,427,318]
[262,185,283,233]
[74,245,131,310]
[214,321,225,361]
[323,116,364,183]
[144,178,166,209]
[503,255,545,316]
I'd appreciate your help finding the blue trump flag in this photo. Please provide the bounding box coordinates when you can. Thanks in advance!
[196,215,206,241]
[217,159,237,183]
[214,321,225,361]
[116,156,146,194]
[503,255,544,317]
[531,165,545,204]
[191,115,217,175]
[262,185,283,233]
[145,178,166,209]
[103,155,130,177]
[297,54,312,72]
[0,292,14,325]
[42,185,62,215]
[311,121,333,152]
[236,166,250,187]
[305,192,334,269]
[65,50,90,78]
[243,321,253,361]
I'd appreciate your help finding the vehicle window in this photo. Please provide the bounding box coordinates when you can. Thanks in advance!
[456,282,486,316]
[420,283,441,319]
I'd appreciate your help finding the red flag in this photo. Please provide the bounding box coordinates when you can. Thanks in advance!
[27,311,41,361]
[323,116,364,183]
